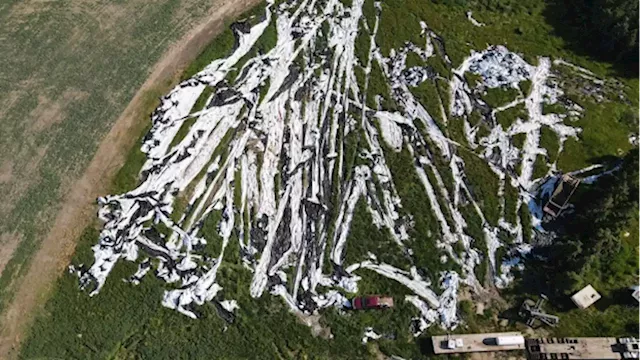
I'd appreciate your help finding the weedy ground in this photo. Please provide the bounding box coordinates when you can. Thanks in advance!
[17,0,638,358]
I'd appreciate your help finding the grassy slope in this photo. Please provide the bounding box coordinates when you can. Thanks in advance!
[377,0,638,172]
[19,0,639,358]
[21,229,342,359]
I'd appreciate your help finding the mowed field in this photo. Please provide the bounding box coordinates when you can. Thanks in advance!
[0,0,262,357]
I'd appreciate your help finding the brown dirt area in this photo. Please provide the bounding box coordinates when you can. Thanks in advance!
[28,90,90,133]
[0,145,48,220]
[0,233,21,278]
[0,161,13,185]
[0,0,262,357]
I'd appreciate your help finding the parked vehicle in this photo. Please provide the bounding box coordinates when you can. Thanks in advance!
[351,296,394,310]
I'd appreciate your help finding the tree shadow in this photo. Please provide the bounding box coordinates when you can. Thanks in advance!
[594,288,639,311]
[506,251,578,311]
[541,0,638,78]
[586,155,626,170]
[417,336,436,356]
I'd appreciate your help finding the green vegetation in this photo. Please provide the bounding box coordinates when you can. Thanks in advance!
[405,52,424,68]
[518,203,533,242]
[199,210,224,258]
[385,147,447,283]
[503,182,519,224]
[20,220,430,359]
[229,12,278,83]
[495,103,527,128]
[539,126,559,160]
[111,125,152,195]
[426,55,451,78]
[376,3,424,56]
[366,62,396,110]
[344,200,407,269]
[554,305,639,338]
[354,23,371,66]
[456,300,520,338]
[519,79,532,96]
[542,102,566,115]
[448,116,468,145]
[551,0,638,69]
[377,0,639,76]
[512,133,526,149]
[181,4,269,81]
[458,151,500,226]
[22,227,398,359]
[15,0,640,356]
[507,151,639,339]
[535,150,638,298]
[462,202,489,283]
[464,72,483,88]
[410,81,446,129]
[557,100,637,171]
[321,270,450,359]
[361,0,377,29]
[531,155,549,179]
[481,86,520,108]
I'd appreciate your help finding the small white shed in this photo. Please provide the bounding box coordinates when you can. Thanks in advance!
[571,284,601,309]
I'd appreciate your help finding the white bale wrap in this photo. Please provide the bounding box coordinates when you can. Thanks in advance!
[495,335,525,346]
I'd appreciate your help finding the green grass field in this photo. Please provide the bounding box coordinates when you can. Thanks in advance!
[17,0,638,358]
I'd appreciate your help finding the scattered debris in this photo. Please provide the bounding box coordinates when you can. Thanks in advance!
[543,174,580,218]
[519,294,559,327]
[361,327,383,344]
[466,11,485,27]
[527,336,640,359]
[74,0,618,337]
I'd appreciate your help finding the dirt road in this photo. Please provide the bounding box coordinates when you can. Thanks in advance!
[0,0,262,357]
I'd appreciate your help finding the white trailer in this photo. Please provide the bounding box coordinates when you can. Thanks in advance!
[496,335,525,346]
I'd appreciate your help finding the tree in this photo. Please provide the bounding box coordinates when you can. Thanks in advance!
[534,150,639,298]
[562,0,639,66]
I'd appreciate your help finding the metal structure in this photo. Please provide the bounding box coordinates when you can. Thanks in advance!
[619,338,640,359]
[543,174,580,218]
[519,294,559,327]
[429,333,639,359]
[431,332,526,354]
[526,337,640,359]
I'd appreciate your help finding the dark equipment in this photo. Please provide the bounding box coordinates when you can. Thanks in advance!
[519,294,559,327]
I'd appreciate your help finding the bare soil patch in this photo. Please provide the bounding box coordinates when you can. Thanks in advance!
[0,233,21,278]
[29,90,89,133]
[0,161,13,185]
[0,0,261,357]
[0,145,48,220]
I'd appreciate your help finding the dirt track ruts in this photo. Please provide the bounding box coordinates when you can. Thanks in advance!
[0,0,262,357]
